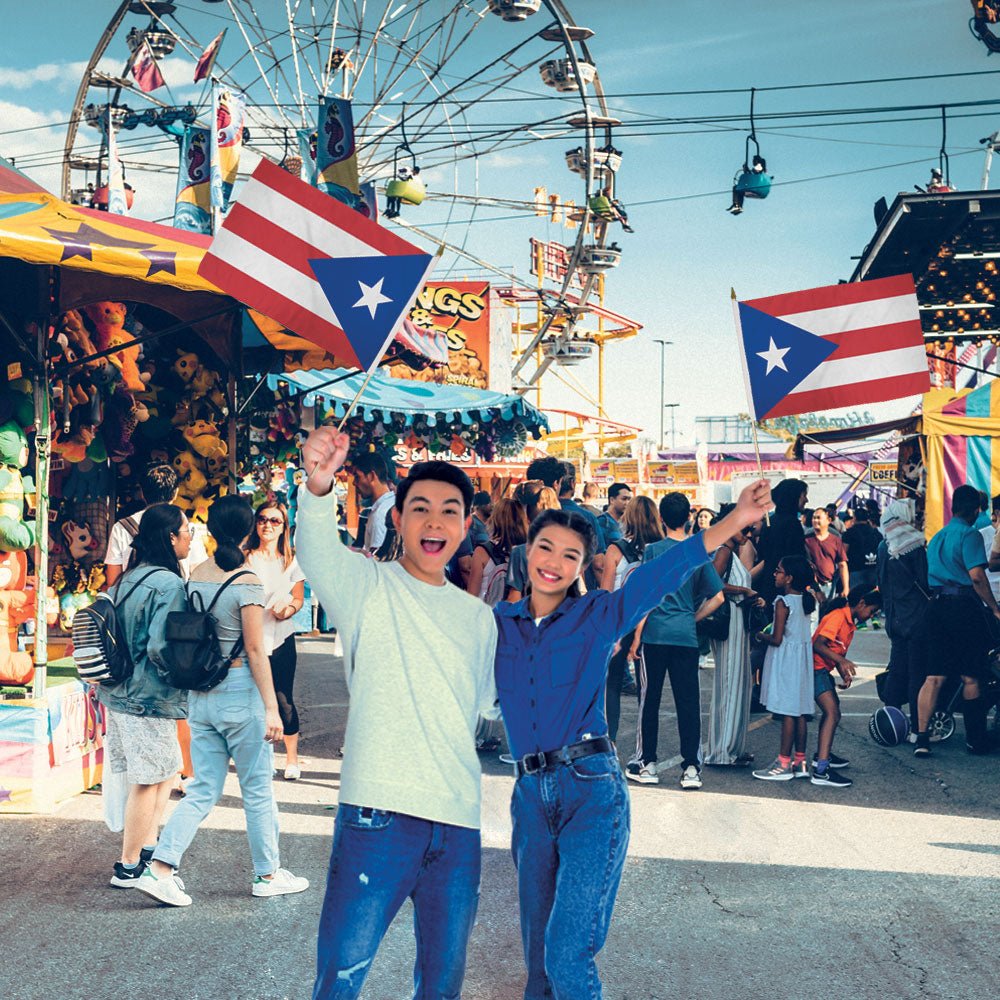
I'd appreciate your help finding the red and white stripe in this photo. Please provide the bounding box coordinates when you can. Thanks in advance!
[745,274,929,418]
[198,157,429,367]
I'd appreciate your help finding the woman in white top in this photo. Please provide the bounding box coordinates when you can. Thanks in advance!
[244,501,306,780]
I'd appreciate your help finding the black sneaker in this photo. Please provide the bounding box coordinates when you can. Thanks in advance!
[810,767,852,788]
[139,847,155,865]
[913,745,931,758]
[109,861,147,888]
[813,753,849,769]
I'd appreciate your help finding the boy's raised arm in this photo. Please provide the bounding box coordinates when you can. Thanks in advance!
[295,427,377,629]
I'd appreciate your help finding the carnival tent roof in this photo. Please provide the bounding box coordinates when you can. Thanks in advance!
[267,368,549,434]
[922,380,1000,535]
[0,157,219,296]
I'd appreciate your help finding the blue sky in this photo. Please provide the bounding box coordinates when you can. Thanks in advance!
[0,1,993,447]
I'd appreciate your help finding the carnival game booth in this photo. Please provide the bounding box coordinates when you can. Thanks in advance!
[922,382,1000,537]
[0,158,240,813]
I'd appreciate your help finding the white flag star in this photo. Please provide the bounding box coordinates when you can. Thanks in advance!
[756,337,790,375]
[353,277,393,319]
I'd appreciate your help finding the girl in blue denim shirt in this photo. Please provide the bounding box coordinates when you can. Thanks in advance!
[492,481,771,1000]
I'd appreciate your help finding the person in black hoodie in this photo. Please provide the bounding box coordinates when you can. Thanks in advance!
[876,500,929,737]
[752,478,808,605]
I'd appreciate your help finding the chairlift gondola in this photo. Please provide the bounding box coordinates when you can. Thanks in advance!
[971,1,1000,54]
[727,88,773,216]
[384,109,425,219]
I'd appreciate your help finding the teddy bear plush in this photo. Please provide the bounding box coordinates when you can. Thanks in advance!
[0,551,33,686]
[82,301,145,392]
[0,420,36,552]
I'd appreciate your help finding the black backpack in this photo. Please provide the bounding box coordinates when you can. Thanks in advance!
[71,569,167,684]
[161,571,254,692]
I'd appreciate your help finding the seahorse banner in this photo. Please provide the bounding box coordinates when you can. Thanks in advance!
[173,125,212,233]
[211,84,246,211]
[316,97,359,208]
[105,110,127,216]
[297,128,317,185]
[357,180,378,222]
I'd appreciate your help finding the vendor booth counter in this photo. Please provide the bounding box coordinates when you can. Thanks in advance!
[0,660,103,814]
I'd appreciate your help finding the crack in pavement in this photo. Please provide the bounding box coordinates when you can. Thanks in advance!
[690,868,752,919]
[885,921,932,998]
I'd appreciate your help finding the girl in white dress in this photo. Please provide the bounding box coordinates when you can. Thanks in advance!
[752,555,816,781]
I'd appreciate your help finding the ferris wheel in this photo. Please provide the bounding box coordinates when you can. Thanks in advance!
[61,0,626,391]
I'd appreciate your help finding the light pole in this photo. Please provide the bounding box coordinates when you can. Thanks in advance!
[653,339,672,450]
[664,403,679,452]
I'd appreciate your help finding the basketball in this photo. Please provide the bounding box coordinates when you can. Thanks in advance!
[869,706,910,747]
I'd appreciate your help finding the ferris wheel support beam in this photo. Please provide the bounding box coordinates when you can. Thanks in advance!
[60,0,133,198]
[511,0,610,389]
[285,0,309,125]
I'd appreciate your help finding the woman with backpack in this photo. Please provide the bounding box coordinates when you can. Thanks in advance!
[244,501,306,781]
[599,496,664,741]
[97,503,191,890]
[466,497,528,606]
[136,495,309,907]
[704,505,762,766]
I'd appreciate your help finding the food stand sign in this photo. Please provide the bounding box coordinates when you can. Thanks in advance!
[869,461,897,485]
[612,458,640,483]
[590,459,614,484]
[648,460,699,485]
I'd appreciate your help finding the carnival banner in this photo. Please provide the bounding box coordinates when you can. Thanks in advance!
[211,84,246,211]
[316,97,360,207]
[357,180,379,222]
[648,460,700,486]
[297,128,317,185]
[105,110,127,216]
[173,125,213,233]
[590,459,614,484]
[389,282,492,388]
[612,458,640,483]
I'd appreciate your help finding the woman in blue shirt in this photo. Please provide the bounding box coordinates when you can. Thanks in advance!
[492,480,771,1000]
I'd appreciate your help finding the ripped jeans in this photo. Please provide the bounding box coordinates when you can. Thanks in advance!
[312,805,481,1000]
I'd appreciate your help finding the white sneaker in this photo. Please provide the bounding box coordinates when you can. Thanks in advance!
[252,868,310,897]
[626,762,659,784]
[680,765,703,790]
[283,764,301,781]
[135,868,192,907]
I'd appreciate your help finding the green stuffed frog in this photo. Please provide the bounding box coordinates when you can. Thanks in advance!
[0,420,36,552]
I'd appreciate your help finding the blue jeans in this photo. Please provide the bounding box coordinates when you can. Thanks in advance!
[510,752,630,1000]
[313,806,481,1000]
[154,668,279,877]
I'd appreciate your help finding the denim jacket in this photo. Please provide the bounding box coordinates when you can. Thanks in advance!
[96,566,189,720]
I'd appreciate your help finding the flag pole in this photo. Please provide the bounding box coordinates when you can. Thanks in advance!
[732,287,770,525]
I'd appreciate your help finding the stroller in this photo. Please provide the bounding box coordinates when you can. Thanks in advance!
[925,669,1000,742]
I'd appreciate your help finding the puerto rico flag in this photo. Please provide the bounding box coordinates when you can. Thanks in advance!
[735,274,930,421]
[130,39,165,93]
[198,157,435,370]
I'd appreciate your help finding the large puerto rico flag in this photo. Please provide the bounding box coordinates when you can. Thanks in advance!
[735,274,930,421]
[198,157,435,370]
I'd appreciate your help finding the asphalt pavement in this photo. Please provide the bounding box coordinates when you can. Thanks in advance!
[2,628,998,1000]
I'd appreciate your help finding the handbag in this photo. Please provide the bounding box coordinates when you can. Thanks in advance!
[696,552,733,641]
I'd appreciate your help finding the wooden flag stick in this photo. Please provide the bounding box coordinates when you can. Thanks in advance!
[731,287,770,525]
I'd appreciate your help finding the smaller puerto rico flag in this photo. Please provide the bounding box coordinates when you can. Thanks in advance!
[735,274,930,421]
[194,30,225,83]
[198,157,436,370]
[130,39,165,93]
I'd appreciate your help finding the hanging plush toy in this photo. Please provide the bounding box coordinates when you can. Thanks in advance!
[82,302,145,392]
[0,421,36,552]
[0,551,33,686]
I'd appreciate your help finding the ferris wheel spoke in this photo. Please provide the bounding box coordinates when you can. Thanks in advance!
[224,0,299,130]
[285,0,309,120]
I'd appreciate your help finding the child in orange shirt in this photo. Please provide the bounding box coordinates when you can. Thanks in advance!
[811,588,882,787]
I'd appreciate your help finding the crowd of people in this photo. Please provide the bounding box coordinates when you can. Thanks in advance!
[87,448,999,1000]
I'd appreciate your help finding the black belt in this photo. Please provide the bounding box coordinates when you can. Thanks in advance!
[514,736,613,778]
[933,585,976,597]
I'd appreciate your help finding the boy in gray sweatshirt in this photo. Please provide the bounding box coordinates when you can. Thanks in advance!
[297,427,498,1000]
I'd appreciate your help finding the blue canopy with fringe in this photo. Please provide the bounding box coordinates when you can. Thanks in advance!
[266,368,549,434]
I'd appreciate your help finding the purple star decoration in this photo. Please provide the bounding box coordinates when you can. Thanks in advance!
[43,221,176,277]
[0,787,12,804]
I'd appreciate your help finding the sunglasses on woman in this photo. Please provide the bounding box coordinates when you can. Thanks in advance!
[257,515,284,527]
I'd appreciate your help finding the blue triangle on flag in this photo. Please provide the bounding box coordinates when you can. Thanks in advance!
[738,302,838,420]
[310,253,433,370]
